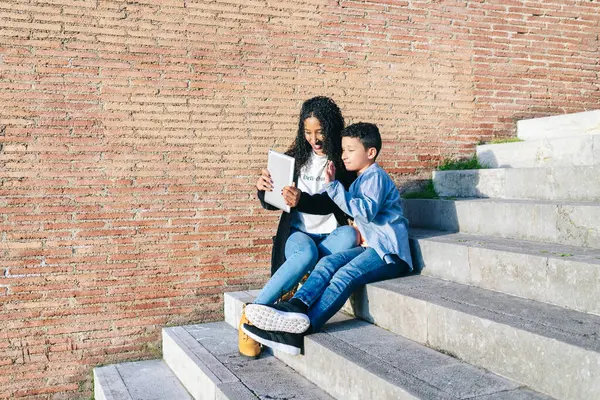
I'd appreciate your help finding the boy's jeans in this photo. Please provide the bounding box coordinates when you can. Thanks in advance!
[294,246,404,332]
[254,225,358,305]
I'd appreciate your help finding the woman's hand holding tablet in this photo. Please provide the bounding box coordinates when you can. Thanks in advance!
[263,150,296,213]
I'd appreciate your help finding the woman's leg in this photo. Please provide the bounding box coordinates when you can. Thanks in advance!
[253,230,319,305]
[316,225,359,258]
[308,248,404,331]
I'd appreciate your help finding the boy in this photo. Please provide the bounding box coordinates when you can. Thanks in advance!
[242,122,413,355]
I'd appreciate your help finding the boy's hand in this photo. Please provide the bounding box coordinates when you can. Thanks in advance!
[282,182,301,207]
[256,169,273,191]
[349,219,367,247]
[325,161,336,184]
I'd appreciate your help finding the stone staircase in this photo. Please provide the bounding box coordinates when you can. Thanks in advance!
[94,110,600,400]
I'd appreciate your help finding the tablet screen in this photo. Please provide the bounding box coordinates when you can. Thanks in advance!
[264,150,295,213]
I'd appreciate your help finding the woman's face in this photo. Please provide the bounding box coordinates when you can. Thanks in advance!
[304,116,325,156]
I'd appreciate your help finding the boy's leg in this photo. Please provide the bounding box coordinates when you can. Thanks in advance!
[240,248,400,355]
[246,247,366,333]
[316,225,359,258]
[280,225,358,301]
[308,248,403,332]
[293,246,366,308]
[241,324,305,356]
[253,230,319,305]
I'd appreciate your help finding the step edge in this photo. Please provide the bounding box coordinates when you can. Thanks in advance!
[357,282,599,399]
[94,365,133,400]
[410,232,600,316]
[366,277,600,353]
[224,293,551,400]
[162,326,242,400]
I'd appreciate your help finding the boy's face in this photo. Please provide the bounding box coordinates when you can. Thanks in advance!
[341,136,377,175]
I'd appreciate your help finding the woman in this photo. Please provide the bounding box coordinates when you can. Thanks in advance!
[239,96,358,357]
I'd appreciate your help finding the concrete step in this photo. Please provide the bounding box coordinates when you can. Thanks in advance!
[402,198,600,249]
[348,275,600,400]
[476,134,600,168]
[432,165,600,202]
[162,322,333,400]
[410,229,600,316]
[225,291,551,400]
[94,360,193,400]
[517,110,600,141]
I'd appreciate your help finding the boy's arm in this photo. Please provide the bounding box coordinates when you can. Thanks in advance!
[326,174,385,224]
[294,162,354,215]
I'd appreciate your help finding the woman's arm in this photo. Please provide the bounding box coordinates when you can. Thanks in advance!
[295,191,338,215]
[256,168,279,211]
[295,162,357,215]
[257,189,279,211]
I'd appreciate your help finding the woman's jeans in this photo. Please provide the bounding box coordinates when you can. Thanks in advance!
[294,246,406,332]
[254,225,358,305]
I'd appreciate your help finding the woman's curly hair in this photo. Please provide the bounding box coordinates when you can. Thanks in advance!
[286,96,345,175]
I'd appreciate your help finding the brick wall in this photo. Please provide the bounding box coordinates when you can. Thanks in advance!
[1,0,598,397]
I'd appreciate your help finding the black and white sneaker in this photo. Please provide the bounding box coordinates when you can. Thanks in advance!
[241,324,304,356]
[245,300,310,334]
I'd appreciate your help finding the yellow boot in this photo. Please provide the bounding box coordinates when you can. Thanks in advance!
[238,306,261,358]
[277,274,308,303]
[278,285,297,303]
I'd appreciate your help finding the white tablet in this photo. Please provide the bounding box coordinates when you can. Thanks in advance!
[264,150,295,213]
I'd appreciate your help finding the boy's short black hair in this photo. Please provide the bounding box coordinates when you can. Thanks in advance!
[341,122,382,159]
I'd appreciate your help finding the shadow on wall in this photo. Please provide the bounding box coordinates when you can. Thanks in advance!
[397,162,484,272]
[391,146,500,272]
[402,198,460,273]
[433,149,501,199]
[476,145,503,169]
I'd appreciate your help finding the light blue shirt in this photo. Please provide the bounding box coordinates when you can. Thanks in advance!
[326,163,413,271]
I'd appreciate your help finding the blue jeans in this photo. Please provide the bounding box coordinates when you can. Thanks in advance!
[254,225,359,305]
[294,247,405,331]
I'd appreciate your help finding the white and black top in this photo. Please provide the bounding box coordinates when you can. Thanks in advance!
[290,152,339,234]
